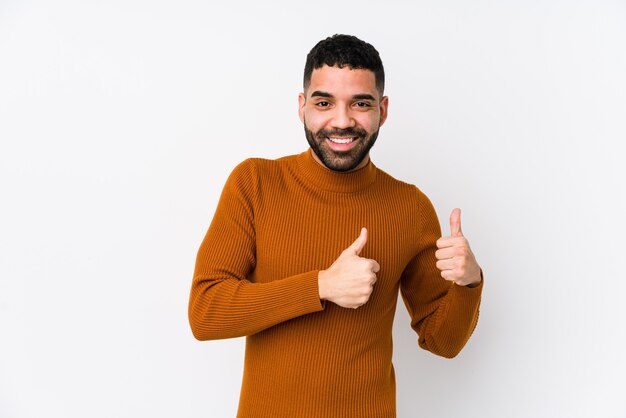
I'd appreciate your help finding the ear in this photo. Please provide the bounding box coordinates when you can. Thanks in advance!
[378,95,389,127]
[298,92,306,123]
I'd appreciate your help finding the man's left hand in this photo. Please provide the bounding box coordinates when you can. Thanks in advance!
[435,208,482,287]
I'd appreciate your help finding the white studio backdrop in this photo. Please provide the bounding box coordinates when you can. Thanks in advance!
[1,1,625,417]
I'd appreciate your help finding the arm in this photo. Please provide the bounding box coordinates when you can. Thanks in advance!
[188,160,324,341]
[399,189,482,358]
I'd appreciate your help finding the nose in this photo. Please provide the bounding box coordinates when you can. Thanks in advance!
[331,105,356,129]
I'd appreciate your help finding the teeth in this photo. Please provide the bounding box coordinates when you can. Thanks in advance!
[328,137,354,144]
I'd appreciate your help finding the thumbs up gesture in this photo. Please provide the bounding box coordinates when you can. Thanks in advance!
[318,228,381,309]
[435,208,482,287]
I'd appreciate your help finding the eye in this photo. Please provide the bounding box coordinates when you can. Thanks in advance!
[315,101,331,107]
[354,101,372,108]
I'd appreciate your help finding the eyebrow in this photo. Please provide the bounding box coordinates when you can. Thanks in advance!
[352,94,376,101]
[311,91,333,98]
[310,91,376,101]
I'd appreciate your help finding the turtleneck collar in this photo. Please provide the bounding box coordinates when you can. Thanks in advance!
[295,148,378,193]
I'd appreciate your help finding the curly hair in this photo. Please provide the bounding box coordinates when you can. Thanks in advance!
[303,34,385,94]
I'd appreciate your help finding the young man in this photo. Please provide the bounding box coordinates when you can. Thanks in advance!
[189,34,483,418]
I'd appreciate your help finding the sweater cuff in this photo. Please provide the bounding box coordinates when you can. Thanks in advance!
[452,270,484,301]
[281,269,325,314]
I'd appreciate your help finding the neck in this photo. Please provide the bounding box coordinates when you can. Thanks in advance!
[297,149,378,193]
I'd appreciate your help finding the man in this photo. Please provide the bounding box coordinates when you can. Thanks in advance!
[189,34,483,418]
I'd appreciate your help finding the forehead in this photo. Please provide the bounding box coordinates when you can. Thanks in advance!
[307,65,378,98]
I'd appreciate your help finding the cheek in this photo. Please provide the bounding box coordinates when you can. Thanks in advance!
[357,114,380,131]
[303,111,326,131]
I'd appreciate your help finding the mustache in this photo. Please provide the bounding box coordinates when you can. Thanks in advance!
[315,127,368,139]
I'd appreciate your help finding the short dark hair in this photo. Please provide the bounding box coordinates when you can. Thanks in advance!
[303,34,385,94]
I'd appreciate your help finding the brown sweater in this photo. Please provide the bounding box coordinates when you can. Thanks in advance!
[189,149,482,418]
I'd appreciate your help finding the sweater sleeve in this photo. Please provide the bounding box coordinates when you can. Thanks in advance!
[399,188,482,358]
[188,159,324,341]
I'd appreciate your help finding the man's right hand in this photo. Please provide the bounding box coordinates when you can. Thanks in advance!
[318,227,380,309]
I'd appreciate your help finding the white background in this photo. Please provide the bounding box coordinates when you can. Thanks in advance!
[1,1,625,417]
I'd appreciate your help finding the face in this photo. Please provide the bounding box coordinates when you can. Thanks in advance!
[299,65,388,172]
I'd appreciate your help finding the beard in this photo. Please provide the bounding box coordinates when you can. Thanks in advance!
[304,122,379,172]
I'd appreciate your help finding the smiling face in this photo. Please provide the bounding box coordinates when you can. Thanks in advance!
[298,65,388,172]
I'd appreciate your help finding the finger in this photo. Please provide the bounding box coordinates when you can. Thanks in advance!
[440,269,457,282]
[348,227,368,255]
[436,259,456,271]
[435,247,457,260]
[436,236,455,248]
[450,208,463,237]
[371,260,380,273]
[370,272,378,285]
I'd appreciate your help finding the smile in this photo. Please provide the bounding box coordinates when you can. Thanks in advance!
[327,137,356,144]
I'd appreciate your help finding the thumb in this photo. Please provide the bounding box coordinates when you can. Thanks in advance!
[347,227,368,255]
[450,208,463,237]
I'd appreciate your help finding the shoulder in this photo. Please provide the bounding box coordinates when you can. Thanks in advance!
[374,166,428,200]
[230,153,297,177]
[226,153,298,189]
[376,167,414,189]
[374,166,438,219]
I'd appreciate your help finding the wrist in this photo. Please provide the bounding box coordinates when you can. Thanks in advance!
[466,269,483,288]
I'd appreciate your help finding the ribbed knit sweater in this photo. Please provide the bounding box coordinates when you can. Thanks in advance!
[189,148,482,418]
